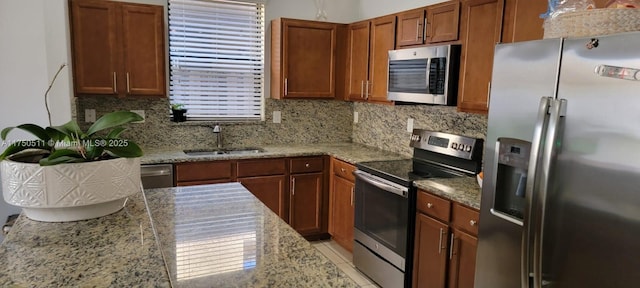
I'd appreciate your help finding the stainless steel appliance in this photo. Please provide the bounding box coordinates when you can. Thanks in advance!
[354,130,482,288]
[141,164,174,189]
[387,45,460,105]
[476,33,640,288]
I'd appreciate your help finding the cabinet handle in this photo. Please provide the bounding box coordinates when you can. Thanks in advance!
[350,187,354,207]
[361,80,364,98]
[365,80,370,99]
[126,72,131,94]
[424,17,428,40]
[305,163,310,168]
[416,21,421,41]
[427,202,433,208]
[449,233,455,259]
[470,220,477,226]
[438,228,444,254]
[284,78,288,96]
[292,178,295,195]
[112,72,117,93]
[341,168,346,173]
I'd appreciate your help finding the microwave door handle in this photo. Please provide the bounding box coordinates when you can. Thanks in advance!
[425,57,431,92]
[354,171,408,197]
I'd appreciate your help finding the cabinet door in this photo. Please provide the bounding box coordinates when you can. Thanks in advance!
[448,228,478,288]
[457,0,505,114]
[69,0,119,95]
[427,1,460,43]
[368,15,396,103]
[329,175,354,252]
[501,0,546,43]
[346,21,371,101]
[238,175,288,222]
[413,213,449,288]
[396,9,426,47]
[121,4,165,96]
[281,20,336,99]
[290,173,324,236]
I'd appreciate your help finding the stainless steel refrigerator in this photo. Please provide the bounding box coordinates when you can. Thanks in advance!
[475,32,640,288]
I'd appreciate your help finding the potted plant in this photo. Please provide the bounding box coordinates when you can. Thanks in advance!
[0,64,145,222]
[171,103,187,122]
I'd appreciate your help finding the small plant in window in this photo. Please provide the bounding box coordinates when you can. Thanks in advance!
[171,103,187,122]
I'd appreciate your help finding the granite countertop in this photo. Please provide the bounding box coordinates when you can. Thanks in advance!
[414,177,482,210]
[145,183,358,287]
[0,183,359,287]
[142,141,482,209]
[141,142,410,165]
[0,191,170,287]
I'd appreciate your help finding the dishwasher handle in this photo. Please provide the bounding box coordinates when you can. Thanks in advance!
[141,165,173,177]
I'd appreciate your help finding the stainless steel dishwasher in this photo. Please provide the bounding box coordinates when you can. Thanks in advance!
[141,164,174,189]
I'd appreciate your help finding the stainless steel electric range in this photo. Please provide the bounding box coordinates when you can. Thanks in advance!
[353,129,483,288]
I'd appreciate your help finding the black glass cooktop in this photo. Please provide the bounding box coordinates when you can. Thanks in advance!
[356,158,463,187]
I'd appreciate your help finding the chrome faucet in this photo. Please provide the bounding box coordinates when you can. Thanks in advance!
[212,124,222,149]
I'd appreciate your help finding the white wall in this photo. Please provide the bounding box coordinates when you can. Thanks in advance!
[357,0,445,19]
[0,0,74,241]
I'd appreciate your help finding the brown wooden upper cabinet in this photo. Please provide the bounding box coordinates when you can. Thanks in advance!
[456,0,505,114]
[69,0,165,97]
[502,0,546,43]
[271,18,338,99]
[396,1,460,48]
[346,15,396,103]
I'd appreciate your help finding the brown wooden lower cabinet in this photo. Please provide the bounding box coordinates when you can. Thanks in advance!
[448,228,478,288]
[414,213,449,288]
[237,175,288,221]
[329,172,355,251]
[174,161,232,186]
[174,156,328,239]
[413,190,479,288]
[290,172,324,237]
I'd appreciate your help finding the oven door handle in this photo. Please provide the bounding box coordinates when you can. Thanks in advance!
[354,170,409,198]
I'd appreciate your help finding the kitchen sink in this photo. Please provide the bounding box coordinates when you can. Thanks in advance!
[183,148,264,156]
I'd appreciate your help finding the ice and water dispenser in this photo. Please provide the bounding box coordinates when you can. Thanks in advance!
[490,138,531,225]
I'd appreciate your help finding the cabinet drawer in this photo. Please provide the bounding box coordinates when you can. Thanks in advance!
[452,203,480,236]
[237,158,286,177]
[175,161,232,182]
[332,159,356,182]
[417,190,451,222]
[290,157,324,173]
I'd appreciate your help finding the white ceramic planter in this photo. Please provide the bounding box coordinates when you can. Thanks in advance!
[1,157,141,222]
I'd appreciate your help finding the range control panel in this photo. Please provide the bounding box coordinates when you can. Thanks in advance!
[410,129,483,160]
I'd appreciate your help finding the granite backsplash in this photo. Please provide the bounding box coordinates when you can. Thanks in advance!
[75,97,353,149]
[75,97,487,155]
[351,102,487,157]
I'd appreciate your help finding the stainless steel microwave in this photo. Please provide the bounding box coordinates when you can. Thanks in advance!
[387,45,460,105]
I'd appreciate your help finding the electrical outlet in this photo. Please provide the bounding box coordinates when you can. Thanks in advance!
[354,111,359,123]
[130,110,145,123]
[85,109,96,123]
[407,118,414,132]
[273,111,281,123]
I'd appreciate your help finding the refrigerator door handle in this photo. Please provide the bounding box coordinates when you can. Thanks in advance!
[521,96,552,288]
[533,98,566,288]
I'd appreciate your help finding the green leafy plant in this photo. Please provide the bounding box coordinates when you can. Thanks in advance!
[0,111,144,166]
[171,103,185,110]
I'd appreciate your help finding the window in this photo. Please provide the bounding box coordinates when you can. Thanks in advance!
[168,0,265,121]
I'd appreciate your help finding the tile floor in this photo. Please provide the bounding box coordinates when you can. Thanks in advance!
[311,239,380,287]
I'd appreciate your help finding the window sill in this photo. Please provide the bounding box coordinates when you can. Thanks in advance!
[168,119,265,126]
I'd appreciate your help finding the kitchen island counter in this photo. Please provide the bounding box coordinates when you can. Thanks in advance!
[0,183,358,287]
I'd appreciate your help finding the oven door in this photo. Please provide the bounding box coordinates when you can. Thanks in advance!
[353,170,409,271]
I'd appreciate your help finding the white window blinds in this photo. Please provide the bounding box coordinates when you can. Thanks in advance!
[168,0,265,121]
